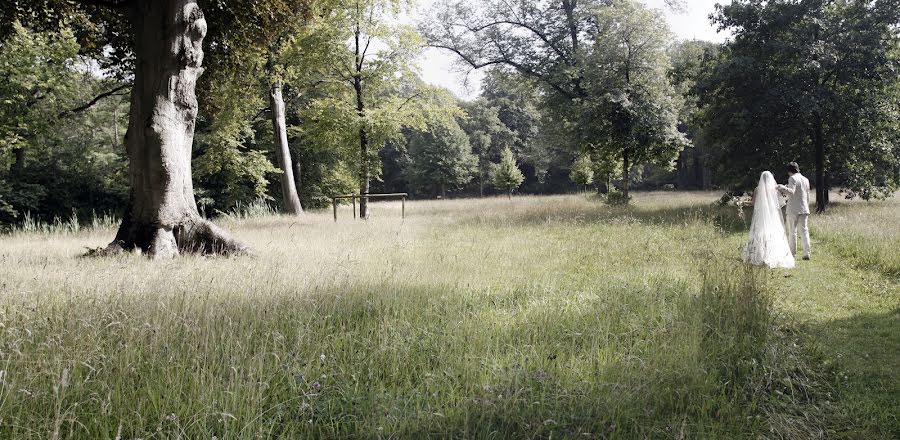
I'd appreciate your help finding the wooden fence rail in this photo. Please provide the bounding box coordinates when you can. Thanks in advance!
[332,193,408,221]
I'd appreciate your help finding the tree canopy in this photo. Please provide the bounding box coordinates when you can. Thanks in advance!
[696,0,900,211]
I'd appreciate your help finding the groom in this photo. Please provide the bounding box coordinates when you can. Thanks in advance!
[777,162,811,260]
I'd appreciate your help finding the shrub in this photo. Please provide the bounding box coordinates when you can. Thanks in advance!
[605,190,631,205]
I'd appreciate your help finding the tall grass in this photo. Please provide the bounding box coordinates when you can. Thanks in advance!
[814,198,900,278]
[0,193,831,438]
[2,210,119,236]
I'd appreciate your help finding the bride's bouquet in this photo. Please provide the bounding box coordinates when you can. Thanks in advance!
[718,192,753,223]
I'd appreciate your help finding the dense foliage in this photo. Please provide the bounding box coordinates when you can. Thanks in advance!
[1,0,897,226]
[696,0,900,211]
[491,147,525,197]
[0,23,128,224]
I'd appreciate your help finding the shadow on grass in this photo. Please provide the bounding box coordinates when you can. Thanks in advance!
[805,309,900,439]
[0,265,786,439]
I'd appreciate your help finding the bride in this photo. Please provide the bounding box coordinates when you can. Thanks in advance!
[742,171,795,268]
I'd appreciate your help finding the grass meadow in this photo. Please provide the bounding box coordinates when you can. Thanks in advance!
[0,192,896,438]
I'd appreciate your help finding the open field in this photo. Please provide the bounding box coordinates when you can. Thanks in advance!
[0,192,897,438]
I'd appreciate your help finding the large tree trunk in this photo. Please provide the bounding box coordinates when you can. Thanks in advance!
[269,81,304,215]
[813,115,827,213]
[106,0,248,259]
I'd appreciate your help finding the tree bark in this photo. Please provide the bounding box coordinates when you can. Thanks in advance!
[562,0,579,54]
[106,0,248,259]
[353,20,370,219]
[354,73,369,218]
[269,81,304,215]
[293,159,303,199]
[813,114,827,213]
[12,147,25,173]
[622,147,630,198]
[358,123,370,218]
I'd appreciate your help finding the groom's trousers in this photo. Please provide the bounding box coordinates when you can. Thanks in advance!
[786,214,811,258]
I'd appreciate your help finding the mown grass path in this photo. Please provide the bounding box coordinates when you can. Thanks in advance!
[763,209,899,439]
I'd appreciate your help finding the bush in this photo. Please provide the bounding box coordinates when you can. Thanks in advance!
[605,190,631,205]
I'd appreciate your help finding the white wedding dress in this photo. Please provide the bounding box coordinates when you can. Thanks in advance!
[742,171,795,269]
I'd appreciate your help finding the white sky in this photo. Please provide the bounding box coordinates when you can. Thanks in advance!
[414,0,731,100]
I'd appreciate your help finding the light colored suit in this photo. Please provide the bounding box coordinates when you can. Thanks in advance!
[777,173,811,257]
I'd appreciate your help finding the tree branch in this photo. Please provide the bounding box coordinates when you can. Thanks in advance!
[71,0,131,9]
[58,84,131,118]
[429,43,576,99]
[463,20,570,61]
[396,93,422,112]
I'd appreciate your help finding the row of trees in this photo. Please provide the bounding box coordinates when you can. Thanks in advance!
[424,0,690,200]
[695,0,900,213]
[426,0,900,211]
[0,1,541,232]
[1,0,897,256]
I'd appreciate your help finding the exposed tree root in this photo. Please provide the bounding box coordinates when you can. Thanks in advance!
[93,217,250,259]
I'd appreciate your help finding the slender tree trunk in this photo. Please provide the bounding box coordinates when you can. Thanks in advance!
[12,147,25,173]
[106,0,247,258]
[562,0,579,53]
[354,73,369,218]
[293,159,303,199]
[622,147,630,199]
[269,81,303,215]
[813,115,827,213]
[358,125,370,218]
[112,104,120,149]
[353,19,369,219]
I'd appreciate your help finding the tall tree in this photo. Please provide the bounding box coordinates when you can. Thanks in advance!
[0,23,79,170]
[199,1,326,216]
[581,0,686,198]
[0,23,79,219]
[0,22,130,223]
[699,0,900,212]
[406,118,476,197]
[458,99,515,196]
[424,1,686,196]
[668,40,719,190]
[309,0,432,218]
[3,0,248,257]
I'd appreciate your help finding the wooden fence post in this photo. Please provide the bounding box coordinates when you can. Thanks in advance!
[332,193,407,221]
